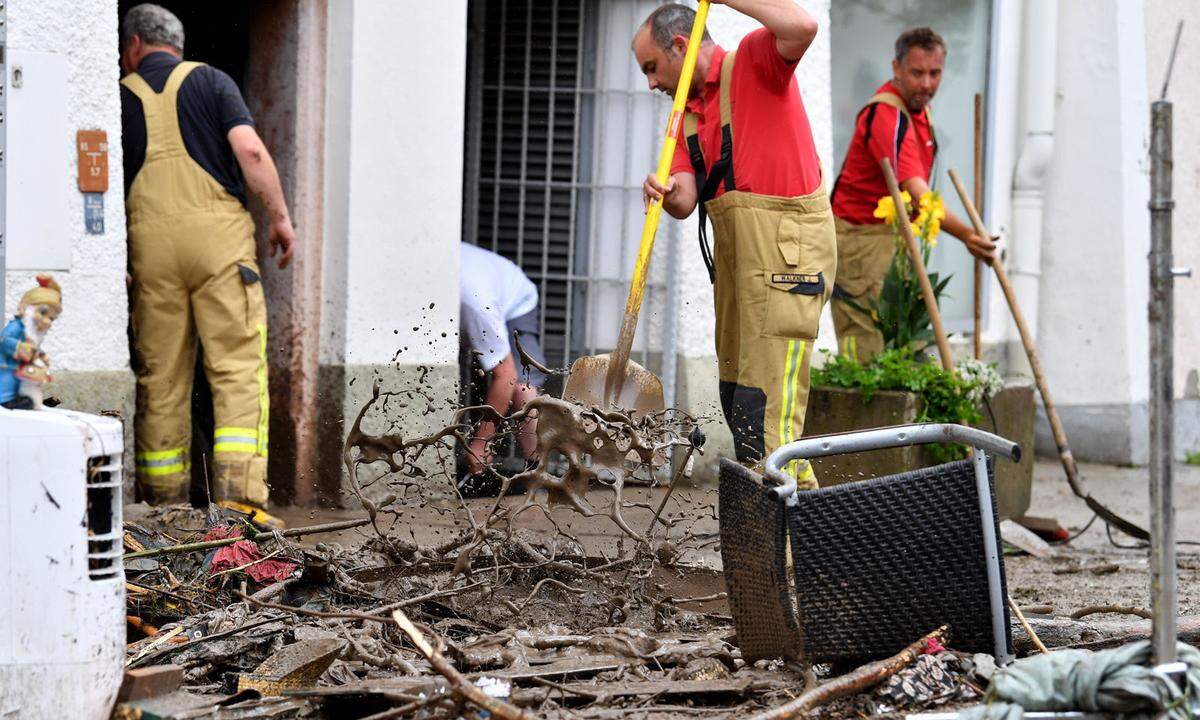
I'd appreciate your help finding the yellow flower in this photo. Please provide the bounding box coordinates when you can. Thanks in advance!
[916,220,936,246]
[872,191,912,225]
[918,191,946,220]
[915,191,944,247]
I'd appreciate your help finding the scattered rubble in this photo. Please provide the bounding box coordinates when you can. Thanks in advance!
[115,379,1200,718]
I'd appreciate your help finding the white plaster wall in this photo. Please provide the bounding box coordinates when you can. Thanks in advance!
[1145,1,1200,398]
[1038,0,1149,404]
[322,0,464,368]
[3,0,128,373]
[676,0,834,361]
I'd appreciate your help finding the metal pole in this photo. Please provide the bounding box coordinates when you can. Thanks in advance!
[1148,98,1183,665]
[972,448,1012,666]
[0,0,7,308]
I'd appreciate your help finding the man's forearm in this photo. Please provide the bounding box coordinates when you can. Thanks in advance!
[230,127,292,225]
[475,356,518,444]
[902,176,965,240]
[663,185,697,219]
[942,211,974,244]
[720,0,818,59]
[242,152,291,225]
[659,172,698,219]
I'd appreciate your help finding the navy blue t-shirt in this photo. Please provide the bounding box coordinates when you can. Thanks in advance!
[120,52,254,205]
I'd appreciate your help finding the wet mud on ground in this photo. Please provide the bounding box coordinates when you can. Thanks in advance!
[1004,460,1200,616]
[120,391,1200,720]
[267,458,1200,620]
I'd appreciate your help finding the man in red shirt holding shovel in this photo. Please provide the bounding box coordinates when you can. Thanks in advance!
[634,1,830,487]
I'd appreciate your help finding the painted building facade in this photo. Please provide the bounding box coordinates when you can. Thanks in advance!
[4,0,1196,503]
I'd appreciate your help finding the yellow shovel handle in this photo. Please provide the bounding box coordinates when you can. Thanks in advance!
[624,0,711,319]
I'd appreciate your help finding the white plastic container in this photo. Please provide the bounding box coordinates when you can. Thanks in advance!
[0,407,125,719]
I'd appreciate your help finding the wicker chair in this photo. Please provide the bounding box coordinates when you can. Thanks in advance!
[719,424,1019,665]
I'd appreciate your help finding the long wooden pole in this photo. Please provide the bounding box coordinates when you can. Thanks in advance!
[880,157,953,371]
[973,93,984,360]
[947,168,1149,541]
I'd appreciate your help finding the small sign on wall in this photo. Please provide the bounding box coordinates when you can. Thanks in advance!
[77,129,109,193]
[84,193,104,235]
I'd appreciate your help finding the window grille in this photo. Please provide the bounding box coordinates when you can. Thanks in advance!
[463,0,678,393]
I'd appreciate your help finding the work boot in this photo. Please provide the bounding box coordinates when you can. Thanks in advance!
[213,455,282,529]
[213,455,269,505]
[217,500,285,531]
[138,476,190,506]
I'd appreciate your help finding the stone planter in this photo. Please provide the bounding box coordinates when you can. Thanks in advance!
[979,381,1036,521]
[802,380,1035,519]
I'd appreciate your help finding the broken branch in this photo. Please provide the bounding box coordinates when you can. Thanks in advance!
[659,592,727,606]
[516,577,587,611]
[392,609,536,720]
[745,625,948,720]
[123,518,372,560]
[1070,605,1153,621]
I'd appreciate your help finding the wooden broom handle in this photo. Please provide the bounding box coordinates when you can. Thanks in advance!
[880,158,954,372]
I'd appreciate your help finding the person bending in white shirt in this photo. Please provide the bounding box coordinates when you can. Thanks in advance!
[460,243,546,475]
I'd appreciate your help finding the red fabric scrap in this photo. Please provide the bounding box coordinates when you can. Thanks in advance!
[209,539,298,583]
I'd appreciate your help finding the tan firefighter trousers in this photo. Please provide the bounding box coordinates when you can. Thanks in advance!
[123,62,270,506]
[707,187,837,490]
[831,218,896,363]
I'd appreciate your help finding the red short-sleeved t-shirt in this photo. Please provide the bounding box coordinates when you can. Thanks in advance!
[831,81,936,225]
[670,29,822,199]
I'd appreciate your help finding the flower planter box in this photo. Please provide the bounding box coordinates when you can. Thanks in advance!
[802,380,1035,519]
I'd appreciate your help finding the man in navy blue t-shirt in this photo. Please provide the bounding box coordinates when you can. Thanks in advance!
[119,3,294,520]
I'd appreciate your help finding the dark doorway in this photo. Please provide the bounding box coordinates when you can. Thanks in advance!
[117,1,252,87]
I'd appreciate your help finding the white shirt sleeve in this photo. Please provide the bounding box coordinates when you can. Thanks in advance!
[460,300,511,372]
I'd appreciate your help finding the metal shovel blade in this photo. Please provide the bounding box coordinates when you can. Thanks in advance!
[562,354,665,416]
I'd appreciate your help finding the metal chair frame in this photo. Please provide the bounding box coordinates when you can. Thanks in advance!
[762,423,1021,664]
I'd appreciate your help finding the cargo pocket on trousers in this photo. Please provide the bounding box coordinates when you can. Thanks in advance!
[761,214,828,340]
[762,270,824,339]
[236,262,267,335]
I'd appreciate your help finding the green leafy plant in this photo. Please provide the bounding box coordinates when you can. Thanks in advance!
[870,250,952,354]
[1186,450,1200,467]
[813,348,994,462]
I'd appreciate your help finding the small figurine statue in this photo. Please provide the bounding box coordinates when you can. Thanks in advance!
[1,275,61,410]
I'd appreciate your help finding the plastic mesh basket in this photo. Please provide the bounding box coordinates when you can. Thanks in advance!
[718,441,1013,665]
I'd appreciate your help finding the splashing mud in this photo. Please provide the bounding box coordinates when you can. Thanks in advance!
[343,377,698,548]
